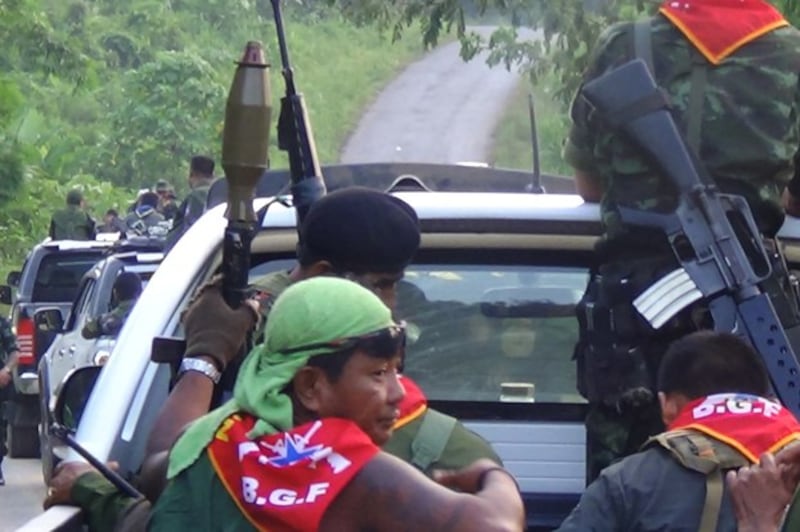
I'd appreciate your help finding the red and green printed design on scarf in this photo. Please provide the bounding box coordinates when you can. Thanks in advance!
[394,376,428,429]
[668,393,800,462]
[208,414,379,532]
[659,0,788,64]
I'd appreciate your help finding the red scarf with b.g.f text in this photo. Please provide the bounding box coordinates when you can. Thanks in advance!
[668,393,800,462]
[394,375,428,429]
[659,0,788,64]
[207,414,379,532]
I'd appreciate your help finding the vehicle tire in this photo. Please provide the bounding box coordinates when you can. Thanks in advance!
[8,423,41,458]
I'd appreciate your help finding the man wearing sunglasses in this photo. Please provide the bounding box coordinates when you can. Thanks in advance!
[49,279,524,531]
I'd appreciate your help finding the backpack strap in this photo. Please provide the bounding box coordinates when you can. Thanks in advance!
[646,430,750,532]
[633,19,655,78]
[686,51,708,154]
[632,17,706,154]
[410,409,457,471]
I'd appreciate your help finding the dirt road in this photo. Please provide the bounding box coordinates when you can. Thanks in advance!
[340,27,535,164]
[1,458,45,531]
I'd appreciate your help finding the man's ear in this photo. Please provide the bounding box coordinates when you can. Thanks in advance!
[306,260,335,278]
[292,366,326,414]
[659,391,685,426]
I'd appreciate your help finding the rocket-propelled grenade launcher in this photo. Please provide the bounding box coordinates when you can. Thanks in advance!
[221,41,272,308]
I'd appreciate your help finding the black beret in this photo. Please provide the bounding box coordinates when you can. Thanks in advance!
[297,187,420,274]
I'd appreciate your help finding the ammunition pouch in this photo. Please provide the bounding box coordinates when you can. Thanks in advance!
[575,254,690,408]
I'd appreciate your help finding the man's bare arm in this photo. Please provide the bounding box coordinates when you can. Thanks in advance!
[144,365,216,455]
[322,453,524,532]
[574,169,603,203]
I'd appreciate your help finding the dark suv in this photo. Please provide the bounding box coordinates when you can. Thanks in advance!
[0,240,116,457]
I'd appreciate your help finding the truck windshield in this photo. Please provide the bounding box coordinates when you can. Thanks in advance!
[32,252,105,302]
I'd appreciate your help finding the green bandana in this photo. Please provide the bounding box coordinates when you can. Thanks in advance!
[167,276,394,478]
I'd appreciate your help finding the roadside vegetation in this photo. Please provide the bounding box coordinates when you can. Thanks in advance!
[0,1,422,283]
[491,75,570,176]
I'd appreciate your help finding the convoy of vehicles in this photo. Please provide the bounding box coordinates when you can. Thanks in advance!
[37,247,165,483]
[0,239,116,458]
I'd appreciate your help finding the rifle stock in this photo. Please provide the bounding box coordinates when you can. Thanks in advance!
[581,59,800,414]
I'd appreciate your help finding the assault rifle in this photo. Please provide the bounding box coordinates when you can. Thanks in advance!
[581,59,800,415]
[270,0,327,223]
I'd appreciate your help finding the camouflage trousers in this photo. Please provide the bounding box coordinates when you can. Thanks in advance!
[585,399,664,482]
[0,384,11,460]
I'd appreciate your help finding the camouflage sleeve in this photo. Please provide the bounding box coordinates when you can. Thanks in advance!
[183,192,207,228]
[82,319,102,340]
[0,318,18,359]
[563,22,633,173]
[71,472,147,532]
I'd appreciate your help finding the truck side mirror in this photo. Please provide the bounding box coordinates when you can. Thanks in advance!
[34,308,65,354]
[52,366,102,431]
[6,271,21,287]
[0,285,11,305]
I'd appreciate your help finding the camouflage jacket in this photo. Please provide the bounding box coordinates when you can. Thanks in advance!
[0,316,18,365]
[50,205,96,241]
[81,299,136,339]
[564,14,800,241]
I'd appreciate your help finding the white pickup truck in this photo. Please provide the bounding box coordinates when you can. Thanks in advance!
[23,163,800,531]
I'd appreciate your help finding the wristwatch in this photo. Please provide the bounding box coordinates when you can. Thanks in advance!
[178,358,222,384]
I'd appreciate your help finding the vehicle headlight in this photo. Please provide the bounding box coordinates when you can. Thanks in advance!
[93,350,111,366]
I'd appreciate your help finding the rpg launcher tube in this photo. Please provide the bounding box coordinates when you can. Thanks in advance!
[221,41,271,308]
[222,41,272,225]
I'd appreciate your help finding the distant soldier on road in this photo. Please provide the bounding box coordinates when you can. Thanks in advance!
[154,180,179,221]
[49,189,96,241]
[166,155,215,249]
[0,316,20,486]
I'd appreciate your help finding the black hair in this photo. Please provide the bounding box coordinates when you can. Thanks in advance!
[113,272,143,301]
[106,209,118,217]
[190,155,215,177]
[66,189,83,206]
[138,191,159,209]
[657,331,770,398]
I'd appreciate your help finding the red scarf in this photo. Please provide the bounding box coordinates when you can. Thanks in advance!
[668,393,800,462]
[659,0,788,64]
[394,375,428,429]
[208,414,379,532]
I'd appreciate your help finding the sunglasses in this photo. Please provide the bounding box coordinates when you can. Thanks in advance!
[279,322,407,357]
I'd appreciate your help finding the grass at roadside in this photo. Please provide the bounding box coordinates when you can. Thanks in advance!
[490,74,572,177]
[271,20,425,165]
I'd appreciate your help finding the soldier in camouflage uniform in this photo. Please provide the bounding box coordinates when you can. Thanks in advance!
[81,272,142,339]
[49,189,96,241]
[166,156,215,249]
[564,0,800,482]
[0,316,20,485]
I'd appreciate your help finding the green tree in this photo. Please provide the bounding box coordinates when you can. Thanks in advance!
[327,0,800,106]
[96,51,227,188]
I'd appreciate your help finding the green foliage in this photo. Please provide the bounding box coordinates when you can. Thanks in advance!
[492,77,570,176]
[99,51,227,188]
[0,0,422,277]
[328,0,800,108]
